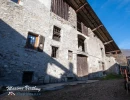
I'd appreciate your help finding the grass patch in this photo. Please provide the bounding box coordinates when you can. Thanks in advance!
[101,74,123,80]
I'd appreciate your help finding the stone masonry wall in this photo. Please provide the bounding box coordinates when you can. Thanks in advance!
[105,56,120,74]
[0,0,118,85]
[0,0,78,85]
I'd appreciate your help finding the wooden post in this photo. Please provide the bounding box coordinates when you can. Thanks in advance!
[125,69,128,82]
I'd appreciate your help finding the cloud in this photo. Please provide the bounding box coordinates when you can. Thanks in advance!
[100,0,110,9]
[117,0,130,9]
[100,0,130,10]
[119,39,130,49]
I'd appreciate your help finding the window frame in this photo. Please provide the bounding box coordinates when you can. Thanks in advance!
[51,46,59,58]
[78,38,85,52]
[25,32,39,50]
[25,32,45,52]
[68,50,73,60]
[52,26,61,41]
[11,0,20,4]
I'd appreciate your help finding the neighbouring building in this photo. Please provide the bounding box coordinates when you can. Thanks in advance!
[0,0,121,85]
[126,56,130,69]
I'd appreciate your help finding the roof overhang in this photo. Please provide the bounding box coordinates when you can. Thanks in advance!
[65,0,121,54]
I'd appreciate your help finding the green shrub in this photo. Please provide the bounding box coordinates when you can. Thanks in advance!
[102,74,123,80]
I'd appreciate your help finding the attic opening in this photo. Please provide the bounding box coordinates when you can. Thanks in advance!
[51,0,69,20]
[77,16,88,36]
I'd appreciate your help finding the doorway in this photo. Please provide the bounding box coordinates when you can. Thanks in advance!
[22,71,33,84]
[77,54,88,77]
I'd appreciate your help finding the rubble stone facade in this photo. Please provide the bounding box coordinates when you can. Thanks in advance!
[0,0,119,85]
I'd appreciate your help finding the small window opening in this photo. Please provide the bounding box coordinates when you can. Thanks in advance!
[25,32,45,52]
[51,46,59,58]
[68,50,73,60]
[26,32,39,49]
[11,0,20,3]
[101,48,104,57]
[78,35,85,52]
[53,26,61,41]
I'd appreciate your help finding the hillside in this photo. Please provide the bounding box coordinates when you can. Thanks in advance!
[121,49,130,57]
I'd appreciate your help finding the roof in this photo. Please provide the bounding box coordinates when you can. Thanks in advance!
[65,0,121,54]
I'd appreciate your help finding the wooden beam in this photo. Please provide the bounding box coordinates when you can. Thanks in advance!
[104,40,113,45]
[92,25,103,31]
[76,3,87,13]
[106,50,120,54]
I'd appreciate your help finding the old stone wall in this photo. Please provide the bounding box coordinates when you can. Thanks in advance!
[75,28,107,79]
[0,0,118,85]
[0,0,78,85]
[105,56,120,74]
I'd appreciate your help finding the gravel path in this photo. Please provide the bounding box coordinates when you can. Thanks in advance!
[0,79,130,100]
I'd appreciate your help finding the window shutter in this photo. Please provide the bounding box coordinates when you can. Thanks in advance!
[82,23,88,36]
[38,35,45,52]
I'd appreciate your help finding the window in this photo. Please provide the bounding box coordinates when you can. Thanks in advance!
[51,0,69,20]
[68,50,73,60]
[25,32,45,52]
[99,62,105,71]
[101,48,104,57]
[53,26,61,41]
[22,71,33,84]
[102,63,105,71]
[78,35,85,52]
[11,0,20,3]
[51,46,59,58]
[78,38,85,52]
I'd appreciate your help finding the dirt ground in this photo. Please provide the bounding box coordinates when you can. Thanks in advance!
[0,79,130,100]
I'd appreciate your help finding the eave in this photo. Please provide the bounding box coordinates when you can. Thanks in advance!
[65,0,121,54]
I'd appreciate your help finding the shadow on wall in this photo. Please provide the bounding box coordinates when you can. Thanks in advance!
[107,63,120,74]
[0,19,78,85]
[0,19,120,86]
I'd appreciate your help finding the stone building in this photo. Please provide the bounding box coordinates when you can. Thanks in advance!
[0,0,121,85]
[126,56,130,69]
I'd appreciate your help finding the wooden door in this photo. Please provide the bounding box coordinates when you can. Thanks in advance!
[77,55,88,77]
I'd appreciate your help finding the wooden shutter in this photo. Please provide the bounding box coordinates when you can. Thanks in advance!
[38,35,45,52]
[34,36,39,49]
[82,23,88,36]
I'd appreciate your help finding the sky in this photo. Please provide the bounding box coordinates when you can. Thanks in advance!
[87,0,130,49]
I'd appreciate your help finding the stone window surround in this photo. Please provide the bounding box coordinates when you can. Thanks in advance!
[51,46,59,58]
[25,32,39,50]
[25,32,45,52]
[10,0,20,4]
[68,50,73,60]
[52,25,61,41]
[78,34,86,52]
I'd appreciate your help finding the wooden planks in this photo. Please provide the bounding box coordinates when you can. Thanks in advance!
[77,55,88,77]
[51,0,69,20]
